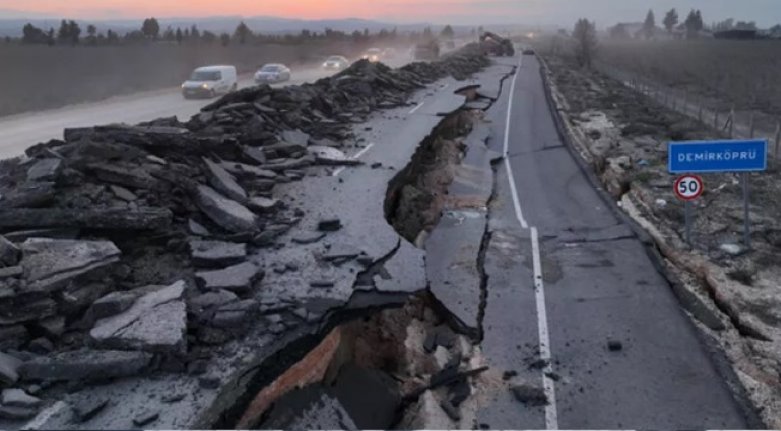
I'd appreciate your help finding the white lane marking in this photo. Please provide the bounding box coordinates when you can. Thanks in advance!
[503,56,528,229]
[532,227,558,430]
[503,55,558,429]
[22,401,67,430]
[332,142,376,177]
[352,142,375,159]
[408,102,425,114]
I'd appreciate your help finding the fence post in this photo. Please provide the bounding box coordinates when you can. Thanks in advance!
[729,105,735,138]
[683,89,688,115]
[749,111,755,138]
[775,121,781,158]
[714,110,719,130]
[698,97,704,122]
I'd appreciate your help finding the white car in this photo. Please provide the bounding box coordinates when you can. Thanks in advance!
[181,65,237,99]
[254,64,291,84]
[322,55,350,71]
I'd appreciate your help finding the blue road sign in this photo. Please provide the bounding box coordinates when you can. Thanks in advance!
[668,139,768,173]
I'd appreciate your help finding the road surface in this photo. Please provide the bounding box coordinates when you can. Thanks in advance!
[0,61,407,160]
[476,54,754,428]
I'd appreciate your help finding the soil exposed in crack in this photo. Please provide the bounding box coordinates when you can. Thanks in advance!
[229,293,481,430]
[385,111,476,245]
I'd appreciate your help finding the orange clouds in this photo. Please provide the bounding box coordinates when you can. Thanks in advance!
[4,0,492,19]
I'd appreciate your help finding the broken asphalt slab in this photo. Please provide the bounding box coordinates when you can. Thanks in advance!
[89,280,187,355]
[19,238,120,293]
[3,58,484,430]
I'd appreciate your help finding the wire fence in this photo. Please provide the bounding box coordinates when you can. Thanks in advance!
[595,62,781,159]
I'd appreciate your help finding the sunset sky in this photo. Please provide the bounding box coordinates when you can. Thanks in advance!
[1,0,780,26]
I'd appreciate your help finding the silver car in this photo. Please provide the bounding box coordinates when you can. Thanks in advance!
[254,64,291,84]
[322,55,350,71]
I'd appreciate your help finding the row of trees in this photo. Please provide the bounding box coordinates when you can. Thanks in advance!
[610,8,705,40]
[18,17,462,47]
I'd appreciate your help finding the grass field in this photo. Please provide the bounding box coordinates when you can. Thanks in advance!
[0,40,363,116]
[596,40,781,116]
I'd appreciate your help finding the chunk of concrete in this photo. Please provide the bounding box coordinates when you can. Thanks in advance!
[72,397,109,423]
[109,185,137,202]
[190,240,247,268]
[510,383,548,406]
[195,262,261,293]
[0,266,23,279]
[89,163,157,190]
[19,238,121,293]
[19,349,152,381]
[203,158,248,203]
[220,161,276,179]
[0,208,171,230]
[195,185,258,233]
[1,388,42,408]
[280,129,310,147]
[101,300,187,355]
[247,197,281,213]
[308,146,361,166]
[26,158,62,182]
[90,281,187,355]
[189,289,238,311]
[0,351,21,385]
[0,405,37,420]
[188,219,210,236]
[0,235,20,267]
[90,291,137,320]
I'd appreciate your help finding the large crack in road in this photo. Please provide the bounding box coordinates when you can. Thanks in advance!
[0,47,497,430]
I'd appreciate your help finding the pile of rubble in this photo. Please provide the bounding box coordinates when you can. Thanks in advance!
[0,48,488,421]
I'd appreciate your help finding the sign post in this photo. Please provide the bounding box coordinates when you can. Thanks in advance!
[742,173,750,248]
[668,139,768,249]
[673,175,704,245]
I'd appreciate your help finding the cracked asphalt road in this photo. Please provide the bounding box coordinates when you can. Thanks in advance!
[477,54,753,429]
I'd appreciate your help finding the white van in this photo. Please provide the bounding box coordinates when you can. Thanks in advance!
[181,65,237,99]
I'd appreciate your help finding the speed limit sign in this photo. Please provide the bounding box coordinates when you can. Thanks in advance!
[674,175,704,201]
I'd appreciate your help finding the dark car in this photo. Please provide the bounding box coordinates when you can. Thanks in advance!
[254,64,291,84]
[523,48,536,55]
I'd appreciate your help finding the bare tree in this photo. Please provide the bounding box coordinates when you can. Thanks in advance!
[573,19,597,68]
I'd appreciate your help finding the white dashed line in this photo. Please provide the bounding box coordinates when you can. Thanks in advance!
[408,102,425,114]
[352,142,375,159]
[331,142,376,177]
[531,227,558,430]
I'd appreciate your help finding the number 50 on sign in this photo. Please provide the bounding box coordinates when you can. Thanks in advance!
[674,175,703,201]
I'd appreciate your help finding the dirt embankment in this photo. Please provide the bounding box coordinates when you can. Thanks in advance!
[0,41,359,117]
[541,52,781,427]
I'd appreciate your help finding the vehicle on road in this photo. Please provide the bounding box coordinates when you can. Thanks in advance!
[523,48,536,55]
[181,65,237,99]
[362,48,383,62]
[382,47,398,59]
[480,31,515,56]
[322,55,350,71]
[254,64,292,84]
[414,40,440,61]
